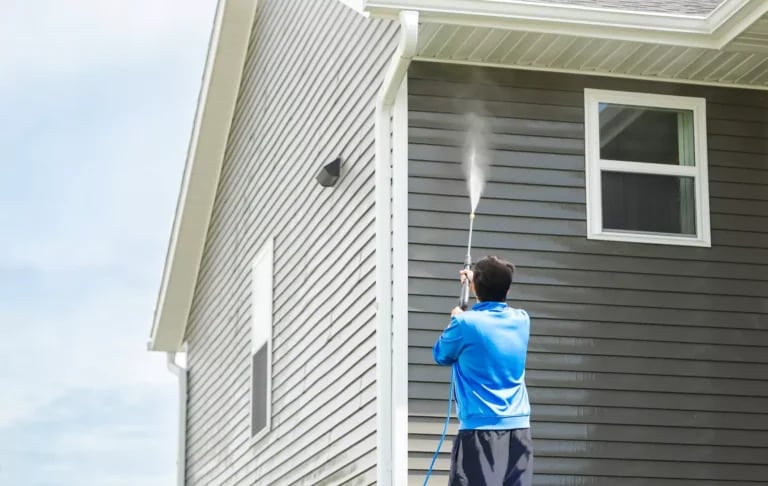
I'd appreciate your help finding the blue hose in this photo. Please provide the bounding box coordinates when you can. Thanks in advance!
[423,369,455,486]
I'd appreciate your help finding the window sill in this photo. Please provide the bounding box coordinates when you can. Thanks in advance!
[250,425,271,446]
[588,230,711,247]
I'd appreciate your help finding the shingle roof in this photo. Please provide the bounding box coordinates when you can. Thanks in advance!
[533,0,725,16]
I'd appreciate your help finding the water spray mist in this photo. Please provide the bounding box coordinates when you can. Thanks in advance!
[459,113,491,310]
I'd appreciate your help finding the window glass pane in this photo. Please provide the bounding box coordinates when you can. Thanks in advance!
[602,171,696,235]
[251,344,268,436]
[599,103,695,166]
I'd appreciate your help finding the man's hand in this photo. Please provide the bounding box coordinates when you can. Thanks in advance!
[451,306,464,317]
[460,268,474,285]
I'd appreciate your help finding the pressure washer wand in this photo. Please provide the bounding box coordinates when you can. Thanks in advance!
[458,212,475,310]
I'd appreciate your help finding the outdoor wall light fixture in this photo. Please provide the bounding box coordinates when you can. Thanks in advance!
[315,157,342,187]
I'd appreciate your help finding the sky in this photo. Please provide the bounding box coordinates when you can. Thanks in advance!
[0,1,217,484]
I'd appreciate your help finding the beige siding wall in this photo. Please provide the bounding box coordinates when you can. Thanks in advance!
[183,2,398,484]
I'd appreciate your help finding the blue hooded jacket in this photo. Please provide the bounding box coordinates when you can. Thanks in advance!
[433,301,530,430]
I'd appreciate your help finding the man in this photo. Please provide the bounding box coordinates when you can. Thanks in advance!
[433,255,533,486]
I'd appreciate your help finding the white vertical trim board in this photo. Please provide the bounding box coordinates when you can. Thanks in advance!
[374,98,394,486]
[250,237,274,443]
[375,10,418,486]
[584,88,711,247]
[166,352,187,486]
[693,98,712,247]
[391,76,410,486]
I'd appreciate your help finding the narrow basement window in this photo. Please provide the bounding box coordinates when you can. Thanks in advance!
[251,237,273,441]
[584,89,711,247]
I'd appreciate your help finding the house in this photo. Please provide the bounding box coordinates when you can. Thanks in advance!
[148,0,768,484]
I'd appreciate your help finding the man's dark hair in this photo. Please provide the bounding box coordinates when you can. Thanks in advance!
[473,256,515,302]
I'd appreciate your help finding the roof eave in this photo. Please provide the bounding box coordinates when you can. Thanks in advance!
[362,0,768,49]
[149,0,258,352]
[337,0,369,15]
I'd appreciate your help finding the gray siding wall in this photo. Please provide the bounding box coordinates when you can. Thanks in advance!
[408,62,768,485]
[183,2,397,484]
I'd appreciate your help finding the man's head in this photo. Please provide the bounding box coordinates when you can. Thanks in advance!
[472,256,515,302]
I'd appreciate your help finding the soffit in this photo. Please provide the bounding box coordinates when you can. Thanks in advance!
[415,14,768,88]
[530,0,725,16]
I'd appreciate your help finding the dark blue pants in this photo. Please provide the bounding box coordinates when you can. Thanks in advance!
[449,428,534,486]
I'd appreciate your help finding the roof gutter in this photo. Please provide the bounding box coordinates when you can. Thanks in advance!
[375,10,418,486]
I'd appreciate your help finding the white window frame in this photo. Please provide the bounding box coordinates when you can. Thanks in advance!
[584,88,711,247]
[250,237,273,443]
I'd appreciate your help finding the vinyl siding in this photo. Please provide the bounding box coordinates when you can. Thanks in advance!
[183,1,398,484]
[407,62,768,485]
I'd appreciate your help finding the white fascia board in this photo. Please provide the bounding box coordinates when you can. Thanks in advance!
[149,0,257,352]
[711,0,768,48]
[415,57,768,92]
[363,0,768,49]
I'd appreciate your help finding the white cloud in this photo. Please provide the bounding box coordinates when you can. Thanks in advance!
[0,284,174,426]
[0,385,178,486]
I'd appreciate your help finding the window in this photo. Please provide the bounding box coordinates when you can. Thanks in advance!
[251,237,273,440]
[584,89,711,247]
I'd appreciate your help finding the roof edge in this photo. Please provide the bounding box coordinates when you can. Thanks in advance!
[363,0,768,49]
[337,0,369,15]
[149,0,258,352]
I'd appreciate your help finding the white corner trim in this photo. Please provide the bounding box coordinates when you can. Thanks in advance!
[149,0,258,352]
[166,352,188,486]
[391,77,410,486]
[375,10,418,486]
[583,88,712,248]
[362,0,768,49]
